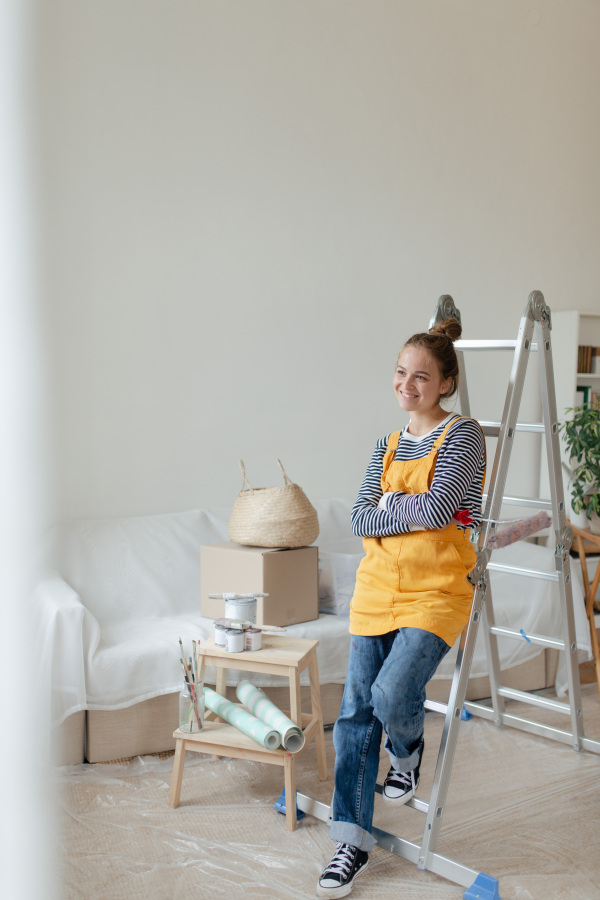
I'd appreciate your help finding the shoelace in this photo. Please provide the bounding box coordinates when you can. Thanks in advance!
[387,767,414,789]
[324,843,355,876]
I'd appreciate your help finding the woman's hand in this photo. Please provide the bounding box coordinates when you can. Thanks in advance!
[377,491,405,512]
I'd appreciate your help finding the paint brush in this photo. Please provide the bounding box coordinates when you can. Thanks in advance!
[179,637,202,730]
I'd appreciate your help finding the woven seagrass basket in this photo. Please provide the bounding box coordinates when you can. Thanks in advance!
[228,459,319,549]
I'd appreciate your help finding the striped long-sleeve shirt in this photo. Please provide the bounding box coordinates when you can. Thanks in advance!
[351,414,486,538]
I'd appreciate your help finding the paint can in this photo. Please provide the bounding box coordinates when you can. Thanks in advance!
[226,628,245,653]
[244,628,262,652]
[224,596,257,624]
[214,623,227,647]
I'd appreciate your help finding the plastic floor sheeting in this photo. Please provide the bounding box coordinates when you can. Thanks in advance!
[54,685,600,900]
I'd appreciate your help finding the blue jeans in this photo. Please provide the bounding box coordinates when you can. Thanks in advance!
[330,628,451,851]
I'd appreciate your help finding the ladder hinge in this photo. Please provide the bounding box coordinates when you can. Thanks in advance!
[429,294,461,329]
[554,525,573,567]
[527,290,551,328]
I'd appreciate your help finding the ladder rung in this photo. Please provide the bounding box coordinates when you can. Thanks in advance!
[480,420,545,436]
[489,625,565,651]
[483,494,553,510]
[456,339,539,351]
[496,686,572,715]
[462,702,597,751]
[424,699,448,715]
[487,561,559,582]
[374,783,430,813]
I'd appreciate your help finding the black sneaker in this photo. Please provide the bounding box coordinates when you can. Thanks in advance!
[382,741,423,804]
[317,842,369,898]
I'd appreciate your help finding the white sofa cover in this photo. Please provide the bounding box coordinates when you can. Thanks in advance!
[34,498,591,762]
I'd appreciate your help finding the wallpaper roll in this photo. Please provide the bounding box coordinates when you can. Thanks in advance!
[203,687,281,750]
[236,680,305,752]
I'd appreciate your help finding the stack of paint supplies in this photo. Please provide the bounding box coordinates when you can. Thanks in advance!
[204,680,305,752]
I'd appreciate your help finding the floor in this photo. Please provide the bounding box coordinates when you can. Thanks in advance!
[53,662,600,900]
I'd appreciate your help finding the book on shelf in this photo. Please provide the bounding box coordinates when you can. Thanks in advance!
[577,345,600,374]
[575,386,590,407]
[575,386,600,409]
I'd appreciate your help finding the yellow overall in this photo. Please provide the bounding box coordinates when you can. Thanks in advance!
[350,418,484,646]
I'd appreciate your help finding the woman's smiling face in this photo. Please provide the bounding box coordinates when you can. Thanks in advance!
[393,345,451,417]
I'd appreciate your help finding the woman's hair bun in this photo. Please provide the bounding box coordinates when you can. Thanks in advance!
[429,317,462,343]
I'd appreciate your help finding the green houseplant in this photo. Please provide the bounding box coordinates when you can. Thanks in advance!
[559,404,600,532]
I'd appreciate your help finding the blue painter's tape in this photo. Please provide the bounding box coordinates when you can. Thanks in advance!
[461,707,473,721]
[274,788,306,819]
[519,628,531,643]
[463,872,501,899]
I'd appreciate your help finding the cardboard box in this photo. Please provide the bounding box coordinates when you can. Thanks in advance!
[200,542,319,626]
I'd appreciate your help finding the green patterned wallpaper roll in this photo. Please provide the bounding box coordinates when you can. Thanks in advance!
[236,680,305,752]
[203,687,281,750]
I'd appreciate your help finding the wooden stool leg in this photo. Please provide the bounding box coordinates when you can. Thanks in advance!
[215,667,227,696]
[169,739,186,808]
[576,534,591,599]
[284,755,297,831]
[587,564,600,696]
[588,560,600,615]
[308,653,328,781]
[205,664,227,722]
[288,666,302,726]
[576,532,600,696]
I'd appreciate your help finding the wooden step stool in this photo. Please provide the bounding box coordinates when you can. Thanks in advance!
[169,635,328,830]
[570,521,600,694]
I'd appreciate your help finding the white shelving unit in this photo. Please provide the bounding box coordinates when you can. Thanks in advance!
[539,309,600,510]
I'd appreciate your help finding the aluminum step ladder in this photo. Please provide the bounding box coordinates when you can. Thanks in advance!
[454,291,600,756]
[295,291,600,900]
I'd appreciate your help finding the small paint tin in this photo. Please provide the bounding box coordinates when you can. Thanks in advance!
[225,597,257,624]
[244,628,262,652]
[214,623,227,647]
[226,628,245,653]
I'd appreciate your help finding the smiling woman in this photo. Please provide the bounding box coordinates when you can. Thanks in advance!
[317,317,486,898]
[394,318,463,435]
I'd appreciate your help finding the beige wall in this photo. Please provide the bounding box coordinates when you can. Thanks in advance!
[38,1,600,519]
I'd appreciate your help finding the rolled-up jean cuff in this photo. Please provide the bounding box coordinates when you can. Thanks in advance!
[329,820,377,852]
[387,738,423,772]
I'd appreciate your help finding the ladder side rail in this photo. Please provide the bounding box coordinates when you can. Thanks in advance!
[477,579,505,724]
[371,824,480,891]
[417,578,487,869]
[474,310,539,728]
[480,310,538,547]
[428,293,472,420]
[538,312,585,749]
[456,349,472,418]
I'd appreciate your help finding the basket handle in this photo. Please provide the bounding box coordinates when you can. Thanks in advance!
[276,458,293,485]
[238,460,253,491]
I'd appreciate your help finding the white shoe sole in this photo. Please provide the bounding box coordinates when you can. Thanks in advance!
[382,778,419,805]
[316,859,369,898]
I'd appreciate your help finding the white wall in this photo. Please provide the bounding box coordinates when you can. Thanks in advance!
[38,1,600,520]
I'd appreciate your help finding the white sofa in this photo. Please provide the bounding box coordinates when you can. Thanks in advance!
[35,499,591,765]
